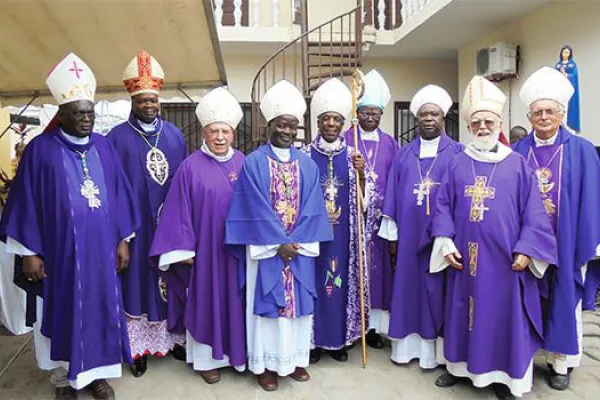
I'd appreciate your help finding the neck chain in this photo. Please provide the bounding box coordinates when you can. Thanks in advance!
[358,129,381,181]
[413,153,441,216]
[75,150,102,209]
[212,156,239,190]
[127,120,169,186]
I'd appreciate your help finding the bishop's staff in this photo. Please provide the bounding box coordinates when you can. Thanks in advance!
[351,70,367,368]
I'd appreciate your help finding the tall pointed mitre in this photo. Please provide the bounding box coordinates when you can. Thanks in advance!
[45,52,96,105]
[122,50,165,96]
[357,69,391,110]
[195,87,243,129]
[461,76,506,122]
[260,80,307,123]
[410,84,453,117]
[311,78,352,119]
[519,66,574,109]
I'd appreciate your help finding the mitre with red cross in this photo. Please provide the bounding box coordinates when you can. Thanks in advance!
[122,50,165,96]
[45,52,96,105]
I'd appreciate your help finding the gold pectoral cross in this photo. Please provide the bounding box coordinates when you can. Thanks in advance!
[464,176,495,222]
[413,177,440,215]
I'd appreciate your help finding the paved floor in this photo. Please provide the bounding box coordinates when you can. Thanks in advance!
[1,312,600,400]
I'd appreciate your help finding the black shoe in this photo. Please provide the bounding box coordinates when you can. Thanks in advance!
[549,373,570,391]
[171,344,187,361]
[435,372,459,388]
[130,355,148,378]
[309,348,321,364]
[366,330,384,349]
[330,348,348,362]
[492,383,515,400]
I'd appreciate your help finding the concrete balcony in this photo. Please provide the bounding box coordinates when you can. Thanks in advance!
[368,0,554,58]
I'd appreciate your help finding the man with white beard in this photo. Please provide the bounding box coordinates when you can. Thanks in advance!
[431,76,557,399]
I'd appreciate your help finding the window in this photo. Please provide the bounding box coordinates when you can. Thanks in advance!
[394,101,460,146]
[161,102,254,154]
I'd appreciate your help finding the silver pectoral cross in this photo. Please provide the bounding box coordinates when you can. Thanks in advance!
[147,148,169,186]
[80,178,102,209]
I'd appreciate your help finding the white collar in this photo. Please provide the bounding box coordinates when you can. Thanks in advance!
[60,128,90,145]
[137,118,158,133]
[419,135,440,159]
[316,135,344,153]
[465,142,512,163]
[534,130,559,147]
[270,143,291,162]
[201,143,235,162]
[361,129,380,141]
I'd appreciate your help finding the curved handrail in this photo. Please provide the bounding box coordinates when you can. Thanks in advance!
[250,6,361,102]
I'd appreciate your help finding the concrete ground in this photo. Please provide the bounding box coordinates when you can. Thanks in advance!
[1,312,600,400]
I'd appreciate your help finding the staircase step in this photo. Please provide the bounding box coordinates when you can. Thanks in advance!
[308,69,355,81]
[308,62,362,68]
[307,41,358,48]
[308,51,360,58]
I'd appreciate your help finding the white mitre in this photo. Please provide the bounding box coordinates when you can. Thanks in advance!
[195,87,243,129]
[410,84,453,117]
[519,66,574,109]
[461,76,506,122]
[357,69,391,110]
[45,53,96,105]
[122,50,165,96]
[311,78,352,119]
[260,80,306,123]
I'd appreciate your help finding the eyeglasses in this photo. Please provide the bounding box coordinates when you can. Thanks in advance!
[528,108,561,119]
[469,119,497,131]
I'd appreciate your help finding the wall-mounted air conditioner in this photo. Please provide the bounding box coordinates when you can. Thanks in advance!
[476,42,518,80]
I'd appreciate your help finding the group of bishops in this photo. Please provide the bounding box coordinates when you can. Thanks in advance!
[0,49,599,400]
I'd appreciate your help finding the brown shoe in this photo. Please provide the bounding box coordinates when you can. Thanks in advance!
[258,370,278,391]
[55,386,78,400]
[86,379,115,399]
[199,369,221,384]
[289,367,310,382]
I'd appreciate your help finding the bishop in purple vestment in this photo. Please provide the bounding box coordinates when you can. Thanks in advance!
[344,69,399,348]
[0,53,138,399]
[379,85,463,369]
[431,76,557,400]
[150,87,246,385]
[513,67,600,391]
[303,78,368,363]
[107,50,187,377]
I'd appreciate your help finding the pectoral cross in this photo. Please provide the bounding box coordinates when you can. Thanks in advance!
[413,177,439,215]
[464,176,495,222]
[80,178,101,209]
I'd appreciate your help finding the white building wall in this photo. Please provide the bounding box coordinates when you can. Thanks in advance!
[458,0,600,144]
[221,54,458,137]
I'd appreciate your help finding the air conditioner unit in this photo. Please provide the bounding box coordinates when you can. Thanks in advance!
[476,42,517,79]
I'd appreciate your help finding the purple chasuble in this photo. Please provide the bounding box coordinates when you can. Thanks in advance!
[344,128,399,311]
[432,151,557,378]
[0,129,139,380]
[383,134,463,341]
[149,150,246,366]
[107,113,186,320]
[305,137,369,349]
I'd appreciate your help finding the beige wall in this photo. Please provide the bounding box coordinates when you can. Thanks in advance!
[222,54,459,135]
[363,57,458,135]
[458,0,600,144]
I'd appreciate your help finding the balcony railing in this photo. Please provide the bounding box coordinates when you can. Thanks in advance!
[213,1,410,32]
[213,0,292,28]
